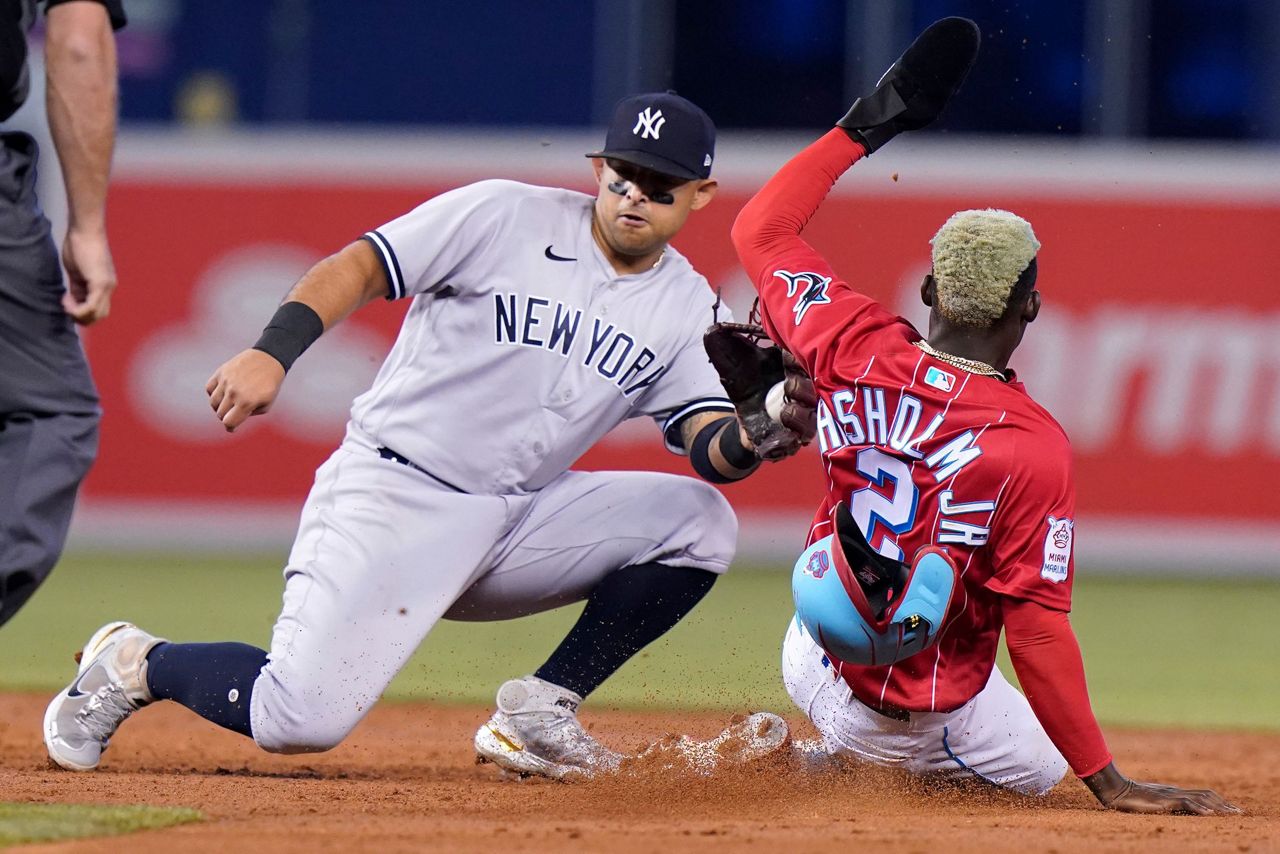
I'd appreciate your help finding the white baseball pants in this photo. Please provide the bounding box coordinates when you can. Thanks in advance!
[249,429,736,753]
[781,616,1068,795]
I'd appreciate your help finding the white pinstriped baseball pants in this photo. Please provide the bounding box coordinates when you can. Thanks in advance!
[782,617,1068,795]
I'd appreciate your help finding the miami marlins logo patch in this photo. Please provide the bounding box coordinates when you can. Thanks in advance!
[772,270,832,325]
[1041,516,1074,583]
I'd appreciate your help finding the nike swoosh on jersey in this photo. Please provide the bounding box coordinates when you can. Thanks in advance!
[544,245,576,262]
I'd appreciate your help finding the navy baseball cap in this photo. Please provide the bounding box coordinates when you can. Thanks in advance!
[587,91,716,180]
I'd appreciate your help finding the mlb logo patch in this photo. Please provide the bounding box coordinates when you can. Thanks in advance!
[924,366,955,392]
[1041,516,1074,583]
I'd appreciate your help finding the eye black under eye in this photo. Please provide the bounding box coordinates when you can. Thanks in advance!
[608,177,676,205]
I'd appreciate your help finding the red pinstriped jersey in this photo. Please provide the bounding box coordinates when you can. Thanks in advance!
[734,129,1076,713]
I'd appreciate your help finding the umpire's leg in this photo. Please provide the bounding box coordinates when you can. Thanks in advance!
[0,132,102,627]
[0,410,98,626]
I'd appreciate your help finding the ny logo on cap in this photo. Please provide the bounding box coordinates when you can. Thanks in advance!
[633,107,665,140]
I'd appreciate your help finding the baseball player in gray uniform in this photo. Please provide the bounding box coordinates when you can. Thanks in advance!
[44,92,802,780]
[1,0,125,627]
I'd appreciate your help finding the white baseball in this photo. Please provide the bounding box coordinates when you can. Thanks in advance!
[765,381,787,422]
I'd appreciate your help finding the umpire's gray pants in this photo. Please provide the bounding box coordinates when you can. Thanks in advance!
[0,131,101,626]
[0,411,97,625]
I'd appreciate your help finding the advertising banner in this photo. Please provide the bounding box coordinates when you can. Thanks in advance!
[71,133,1280,570]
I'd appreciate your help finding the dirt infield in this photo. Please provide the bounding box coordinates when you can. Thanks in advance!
[1,693,1274,853]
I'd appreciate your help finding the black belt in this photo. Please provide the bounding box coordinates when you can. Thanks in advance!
[376,446,466,493]
[865,702,911,722]
[821,652,912,721]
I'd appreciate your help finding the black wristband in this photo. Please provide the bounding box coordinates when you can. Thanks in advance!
[252,301,324,372]
[717,419,760,470]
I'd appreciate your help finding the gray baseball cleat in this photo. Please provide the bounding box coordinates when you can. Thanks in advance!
[43,621,167,771]
[474,675,622,782]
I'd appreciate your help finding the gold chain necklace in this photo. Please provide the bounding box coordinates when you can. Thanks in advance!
[914,340,1008,381]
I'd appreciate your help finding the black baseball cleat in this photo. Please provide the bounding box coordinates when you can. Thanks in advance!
[838,16,981,153]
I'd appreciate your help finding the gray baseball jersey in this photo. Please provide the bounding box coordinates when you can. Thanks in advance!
[354,178,733,495]
[237,179,741,748]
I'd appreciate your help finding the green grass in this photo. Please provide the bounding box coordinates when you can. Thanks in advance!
[1039,575,1280,730]
[0,802,201,846]
[2,553,1277,729]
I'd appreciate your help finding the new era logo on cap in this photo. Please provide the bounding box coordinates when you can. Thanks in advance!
[588,91,716,180]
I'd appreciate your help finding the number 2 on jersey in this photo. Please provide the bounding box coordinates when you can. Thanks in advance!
[849,448,920,561]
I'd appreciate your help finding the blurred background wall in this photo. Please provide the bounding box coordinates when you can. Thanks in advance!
[12,0,1280,573]
[97,0,1280,139]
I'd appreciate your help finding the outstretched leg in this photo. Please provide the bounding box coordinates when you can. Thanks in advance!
[45,442,516,769]
[450,470,738,779]
[474,563,717,780]
[780,616,1067,794]
[532,561,716,698]
[145,641,269,736]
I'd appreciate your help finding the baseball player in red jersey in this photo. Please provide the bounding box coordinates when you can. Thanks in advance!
[733,19,1237,814]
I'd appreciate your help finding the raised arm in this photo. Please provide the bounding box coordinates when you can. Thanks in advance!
[730,17,980,364]
[730,130,867,287]
[205,240,389,433]
[45,0,120,325]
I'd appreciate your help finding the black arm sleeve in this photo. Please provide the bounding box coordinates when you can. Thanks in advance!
[0,16,27,122]
[690,416,759,484]
[45,0,126,30]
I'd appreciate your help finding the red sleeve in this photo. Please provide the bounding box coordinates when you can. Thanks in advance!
[1003,597,1112,777]
[984,431,1076,611]
[730,129,903,378]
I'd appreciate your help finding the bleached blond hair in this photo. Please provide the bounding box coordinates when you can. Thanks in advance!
[929,209,1040,328]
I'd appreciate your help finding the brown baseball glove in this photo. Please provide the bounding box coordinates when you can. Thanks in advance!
[703,320,817,461]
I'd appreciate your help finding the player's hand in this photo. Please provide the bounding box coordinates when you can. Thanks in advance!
[205,349,287,433]
[703,322,811,461]
[61,227,117,325]
[775,350,818,443]
[1084,762,1241,815]
[837,17,980,153]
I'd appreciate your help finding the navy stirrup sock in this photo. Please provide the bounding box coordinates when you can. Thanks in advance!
[535,562,718,699]
[145,642,269,738]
